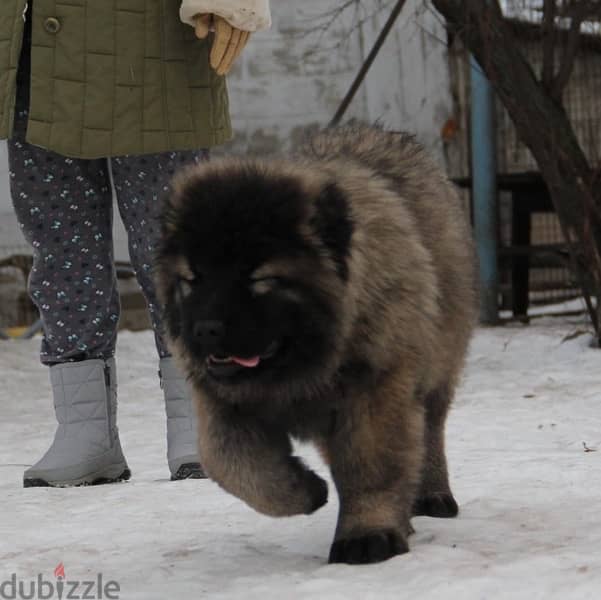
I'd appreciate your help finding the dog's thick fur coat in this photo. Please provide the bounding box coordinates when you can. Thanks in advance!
[156,125,478,564]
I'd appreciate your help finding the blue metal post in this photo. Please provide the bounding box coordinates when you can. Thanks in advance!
[470,55,499,324]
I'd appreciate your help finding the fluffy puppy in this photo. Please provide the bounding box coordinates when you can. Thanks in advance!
[156,125,477,565]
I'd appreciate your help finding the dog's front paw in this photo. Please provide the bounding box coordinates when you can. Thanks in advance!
[328,529,409,564]
[260,459,328,517]
[413,492,458,518]
[297,467,328,514]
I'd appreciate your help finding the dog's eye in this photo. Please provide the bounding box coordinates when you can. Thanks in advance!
[178,275,196,284]
[252,276,284,285]
[178,269,203,286]
[250,276,284,295]
[176,276,197,299]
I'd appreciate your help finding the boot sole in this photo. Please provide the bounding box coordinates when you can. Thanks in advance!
[171,463,206,481]
[24,467,131,488]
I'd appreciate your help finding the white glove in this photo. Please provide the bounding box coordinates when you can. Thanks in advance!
[181,0,271,32]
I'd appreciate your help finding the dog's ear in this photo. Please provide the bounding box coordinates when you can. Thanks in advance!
[155,255,196,341]
[310,183,354,281]
[160,198,179,237]
[159,166,203,238]
[169,166,198,208]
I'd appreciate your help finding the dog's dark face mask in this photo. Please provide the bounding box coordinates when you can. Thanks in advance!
[157,165,353,397]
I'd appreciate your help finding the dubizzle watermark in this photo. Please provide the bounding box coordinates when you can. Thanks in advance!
[0,563,120,600]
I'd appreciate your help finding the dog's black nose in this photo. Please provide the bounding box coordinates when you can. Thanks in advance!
[193,320,225,343]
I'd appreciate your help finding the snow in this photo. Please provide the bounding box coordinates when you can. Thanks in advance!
[500,297,596,318]
[1,317,600,599]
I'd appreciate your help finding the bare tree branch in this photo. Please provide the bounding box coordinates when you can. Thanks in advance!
[551,4,585,99]
[431,0,601,335]
[302,0,395,39]
[330,0,409,126]
[299,0,397,57]
[541,0,557,88]
[309,0,359,38]
[549,1,601,100]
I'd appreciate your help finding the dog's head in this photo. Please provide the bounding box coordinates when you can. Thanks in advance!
[156,159,354,400]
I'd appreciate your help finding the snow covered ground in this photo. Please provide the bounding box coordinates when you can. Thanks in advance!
[0,316,600,599]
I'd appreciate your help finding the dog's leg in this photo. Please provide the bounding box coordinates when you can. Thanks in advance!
[324,369,424,564]
[413,384,459,518]
[194,391,328,517]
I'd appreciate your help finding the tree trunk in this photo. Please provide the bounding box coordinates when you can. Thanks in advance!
[432,0,601,336]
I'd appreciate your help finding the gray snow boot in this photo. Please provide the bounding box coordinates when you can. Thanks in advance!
[159,357,206,480]
[23,358,131,488]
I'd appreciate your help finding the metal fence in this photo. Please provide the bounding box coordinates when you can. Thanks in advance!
[445,4,601,312]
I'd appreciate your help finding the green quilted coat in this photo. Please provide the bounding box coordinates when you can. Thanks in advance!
[0,0,232,158]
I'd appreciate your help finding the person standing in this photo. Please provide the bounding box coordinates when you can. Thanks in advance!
[0,0,271,487]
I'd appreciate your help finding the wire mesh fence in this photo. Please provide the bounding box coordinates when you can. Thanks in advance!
[445,1,601,311]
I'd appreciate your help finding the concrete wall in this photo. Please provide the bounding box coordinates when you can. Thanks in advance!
[223,0,452,158]
[0,0,452,259]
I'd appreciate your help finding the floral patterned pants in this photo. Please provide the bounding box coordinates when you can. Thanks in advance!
[9,100,207,365]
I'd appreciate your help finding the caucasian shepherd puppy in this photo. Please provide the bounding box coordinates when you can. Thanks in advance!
[156,125,477,565]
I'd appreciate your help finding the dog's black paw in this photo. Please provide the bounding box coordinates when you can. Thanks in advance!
[413,492,458,518]
[302,469,328,514]
[328,530,409,564]
[288,456,328,514]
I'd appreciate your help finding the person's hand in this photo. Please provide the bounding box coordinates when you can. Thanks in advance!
[194,14,251,76]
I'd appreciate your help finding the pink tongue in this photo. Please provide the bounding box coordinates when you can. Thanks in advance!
[231,356,261,368]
